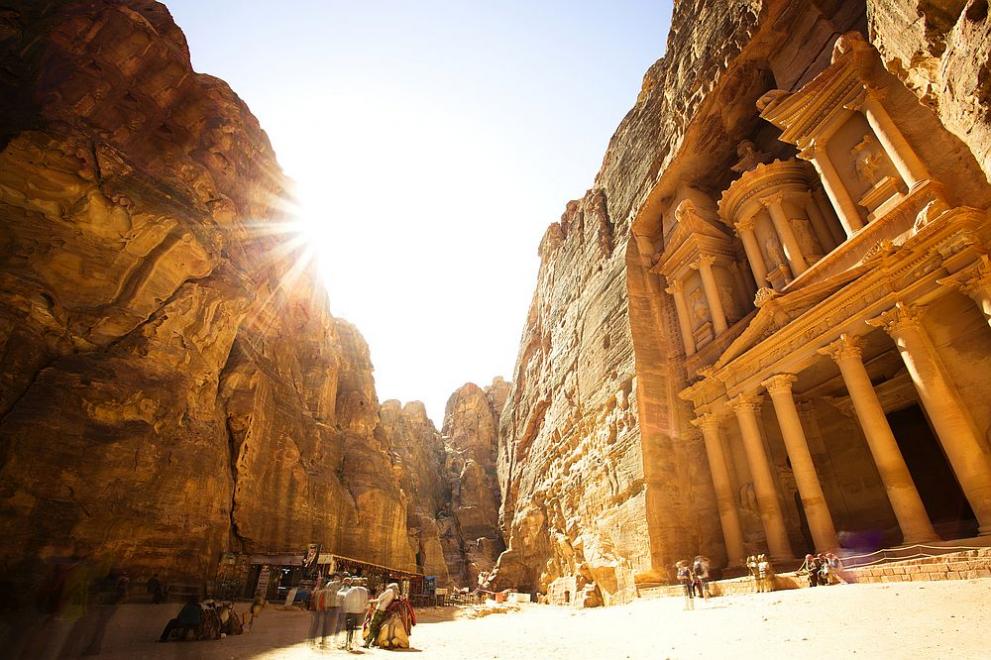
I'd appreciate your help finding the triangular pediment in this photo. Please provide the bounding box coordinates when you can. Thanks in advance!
[664,200,730,251]
[713,264,868,367]
[759,33,874,147]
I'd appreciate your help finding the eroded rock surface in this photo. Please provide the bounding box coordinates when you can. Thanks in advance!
[0,1,418,586]
[442,379,508,586]
[379,378,508,588]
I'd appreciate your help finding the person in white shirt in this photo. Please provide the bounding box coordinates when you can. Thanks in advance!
[307,580,325,647]
[322,575,343,646]
[340,578,369,650]
[363,582,398,648]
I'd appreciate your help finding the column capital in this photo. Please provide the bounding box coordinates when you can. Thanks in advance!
[735,214,757,233]
[817,333,863,362]
[690,412,721,432]
[847,86,889,113]
[664,276,684,295]
[762,373,798,396]
[731,392,763,413]
[759,192,785,209]
[866,301,924,337]
[938,255,991,299]
[697,253,718,268]
[797,141,817,161]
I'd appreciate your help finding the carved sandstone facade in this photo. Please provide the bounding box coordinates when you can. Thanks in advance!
[499,0,991,602]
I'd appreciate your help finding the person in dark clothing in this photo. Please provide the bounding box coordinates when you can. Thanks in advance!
[146,575,165,604]
[676,561,695,610]
[805,554,821,587]
[159,596,203,642]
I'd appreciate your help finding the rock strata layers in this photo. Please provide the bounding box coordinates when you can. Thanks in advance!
[379,377,509,588]
[442,378,509,586]
[0,0,419,588]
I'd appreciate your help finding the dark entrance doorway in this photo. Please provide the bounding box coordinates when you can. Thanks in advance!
[887,404,977,539]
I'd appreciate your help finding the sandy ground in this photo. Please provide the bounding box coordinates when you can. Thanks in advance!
[49,579,991,659]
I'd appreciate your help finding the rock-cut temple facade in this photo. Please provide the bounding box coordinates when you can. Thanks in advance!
[494,0,991,606]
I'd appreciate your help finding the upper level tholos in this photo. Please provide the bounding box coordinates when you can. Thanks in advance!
[636,30,991,375]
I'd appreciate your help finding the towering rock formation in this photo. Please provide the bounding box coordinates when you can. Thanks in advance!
[0,0,415,587]
[380,377,509,588]
[379,400,452,584]
[443,378,509,586]
[495,0,991,606]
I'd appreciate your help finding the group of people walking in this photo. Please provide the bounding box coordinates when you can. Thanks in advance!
[309,576,415,650]
[674,556,711,609]
[801,553,844,587]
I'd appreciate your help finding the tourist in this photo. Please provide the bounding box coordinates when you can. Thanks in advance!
[158,595,203,642]
[825,552,846,584]
[321,574,343,646]
[675,560,695,610]
[341,578,368,651]
[746,555,759,592]
[804,554,821,587]
[692,555,710,599]
[307,578,325,647]
[817,553,831,586]
[364,582,398,647]
[146,575,165,604]
[757,554,774,592]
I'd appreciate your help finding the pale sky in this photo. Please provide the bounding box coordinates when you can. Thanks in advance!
[166,1,672,425]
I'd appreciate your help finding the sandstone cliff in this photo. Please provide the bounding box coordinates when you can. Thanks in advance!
[379,377,509,589]
[0,0,415,587]
[379,399,452,584]
[866,0,991,181]
[493,0,989,604]
[442,378,509,586]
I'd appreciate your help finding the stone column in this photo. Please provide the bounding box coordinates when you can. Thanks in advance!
[861,90,930,190]
[732,393,794,560]
[696,254,728,334]
[799,141,864,236]
[763,374,838,551]
[761,193,808,276]
[868,302,991,532]
[818,335,937,543]
[802,193,836,253]
[736,216,768,288]
[938,256,991,329]
[693,412,747,566]
[665,277,696,356]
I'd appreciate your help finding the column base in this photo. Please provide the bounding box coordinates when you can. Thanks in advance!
[976,525,991,537]
[901,533,940,545]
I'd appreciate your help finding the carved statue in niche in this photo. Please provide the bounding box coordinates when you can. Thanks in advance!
[719,282,740,320]
[689,287,708,325]
[852,133,892,187]
[764,234,786,269]
[790,216,821,258]
[731,139,772,175]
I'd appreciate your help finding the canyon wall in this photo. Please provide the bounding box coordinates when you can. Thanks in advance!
[866,0,991,182]
[442,378,509,586]
[381,378,508,589]
[0,0,419,588]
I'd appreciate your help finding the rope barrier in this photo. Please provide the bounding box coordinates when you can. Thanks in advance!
[841,542,985,562]
[838,543,987,569]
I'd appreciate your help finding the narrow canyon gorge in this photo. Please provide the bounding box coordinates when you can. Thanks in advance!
[3,0,991,615]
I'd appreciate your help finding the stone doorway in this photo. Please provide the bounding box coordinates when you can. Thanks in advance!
[887,404,977,540]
